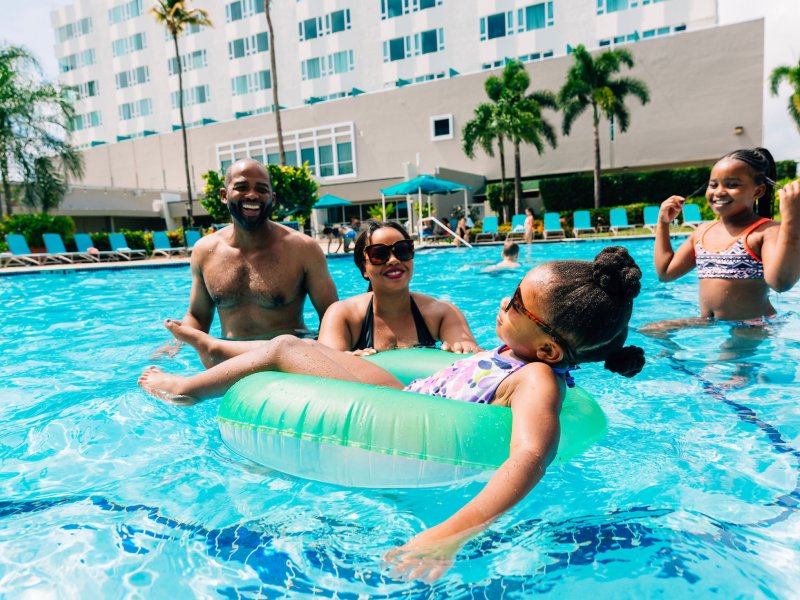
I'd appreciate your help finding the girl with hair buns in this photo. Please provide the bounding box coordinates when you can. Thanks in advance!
[651,147,800,327]
[139,246,645,581]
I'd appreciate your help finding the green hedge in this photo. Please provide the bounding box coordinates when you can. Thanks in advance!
[1,214,76,248]
[540,160,797,213]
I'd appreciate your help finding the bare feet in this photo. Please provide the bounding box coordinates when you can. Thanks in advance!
[164,319,223,368]
[138,365,199,406]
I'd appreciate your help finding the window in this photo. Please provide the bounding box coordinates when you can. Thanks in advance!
[171,84,211,108]
[481,12,512,41]
[524,3,545,30]
[70,111,102,131]
[381,0,441,19]
[56,17,92,42]
[108,0,142,25]
[168,50,207,75]
[329,9,348,33]
[115,66,149,89]
[118,98,152,120]
[386,37,407,62]
[337,142,353,175]
[597,0,634,15]
[72,80,99,100]
[301,147,315,170]
[226,0,264,22]
[430,114,453,140]
[318,145,334,177]
[302,57,322,80]
[59,49,95,73]
[232,75,248,96]
[330,50,354,74]
[302,17,318,40]
[112,32,147,57]
[230,38,246,59]
[419,30,437,54]
[231,70,271,95]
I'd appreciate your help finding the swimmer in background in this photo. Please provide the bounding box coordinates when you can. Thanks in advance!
[486,241,521,271]
[643,147,800,334]
[524,207,535,244]
[139,246,645,582]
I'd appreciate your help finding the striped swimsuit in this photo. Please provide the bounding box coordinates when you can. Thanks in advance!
[695,218,769,280]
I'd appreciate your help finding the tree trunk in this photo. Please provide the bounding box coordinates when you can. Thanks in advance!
[513,141,522,217]
[174,33,194,227]
[0,154,12,217]
[592,104,602,209]
[265,0,286,165]
[498,136,510,222]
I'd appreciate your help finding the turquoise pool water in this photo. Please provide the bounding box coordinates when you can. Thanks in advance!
[1,238,799,598]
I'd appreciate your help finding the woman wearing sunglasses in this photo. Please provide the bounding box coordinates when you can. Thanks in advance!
[317,220,479,355]
[140,246,645,582]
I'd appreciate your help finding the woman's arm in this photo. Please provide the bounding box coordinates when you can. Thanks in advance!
[761,180,800,292]
[384,363,561,582]
[317,299,359,351]
[654,196,698,282]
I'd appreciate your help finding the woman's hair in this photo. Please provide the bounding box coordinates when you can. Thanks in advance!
[721,147,777,218]
[542,246,645,377]
[353,219,412,284]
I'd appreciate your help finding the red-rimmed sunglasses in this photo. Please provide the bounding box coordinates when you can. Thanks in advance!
[505,285,577,365]
[364,240,415,265]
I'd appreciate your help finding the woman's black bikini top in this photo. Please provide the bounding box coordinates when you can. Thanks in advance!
[352,295,437,351]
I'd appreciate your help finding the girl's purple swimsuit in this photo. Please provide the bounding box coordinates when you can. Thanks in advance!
[404,345,575,404]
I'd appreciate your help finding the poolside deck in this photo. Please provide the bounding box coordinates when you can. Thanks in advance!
[0,232,690,276]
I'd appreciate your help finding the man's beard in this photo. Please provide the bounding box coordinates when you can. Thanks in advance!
[228,201,272,231]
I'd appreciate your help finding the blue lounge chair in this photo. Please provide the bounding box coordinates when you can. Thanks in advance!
[505,214,527,241]
[152,231,185,258]
[74,233,124,261]
[643,206,661,234]
[185,230,202,254]
[572,211,596,237]
[43,233,99,263]
[543,212,565,239]
[2,234,46,267]
[609,208,634,235]
[475,216,498,242]
[682,203,709,229]
[5,234,66,265]
[109,233,147,260]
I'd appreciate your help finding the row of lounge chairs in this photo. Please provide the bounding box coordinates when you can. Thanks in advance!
[468,203,709,242]
[1,231,202,268]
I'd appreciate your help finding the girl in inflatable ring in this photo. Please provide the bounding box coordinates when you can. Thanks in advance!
[139,246,645,582]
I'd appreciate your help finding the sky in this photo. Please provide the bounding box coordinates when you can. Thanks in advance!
[0,0,797,161]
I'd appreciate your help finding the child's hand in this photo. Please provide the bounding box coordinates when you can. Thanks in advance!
[349,347,377,357]
[383,528,464,583]
[441,341,481,354]
[659,196,685,224]
[778,180,800,223]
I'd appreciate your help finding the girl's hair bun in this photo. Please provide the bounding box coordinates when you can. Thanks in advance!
[604,345,645,377]
[592,246,642,300]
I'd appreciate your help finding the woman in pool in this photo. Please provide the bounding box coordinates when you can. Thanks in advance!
[648,147,800,330]
[318,219,478,355]
[139,246,645,581]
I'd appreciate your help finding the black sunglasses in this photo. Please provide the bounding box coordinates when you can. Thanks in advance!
[364,240,415,265]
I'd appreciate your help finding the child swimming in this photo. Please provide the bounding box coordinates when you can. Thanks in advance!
[650,147,800,327]
[139,246,645,581]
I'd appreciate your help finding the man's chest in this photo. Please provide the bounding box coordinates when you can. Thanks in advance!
[205,259,304,308]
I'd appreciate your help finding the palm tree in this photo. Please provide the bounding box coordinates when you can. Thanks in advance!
[264,0,286,165]
[558,44,649,208]
[0,45,83,217]
[462,80,509,220]
[151,1,212,227]
[769,60,800,134]
[495,61,558,215]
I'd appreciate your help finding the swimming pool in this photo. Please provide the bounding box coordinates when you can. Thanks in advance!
[1,239,798,598]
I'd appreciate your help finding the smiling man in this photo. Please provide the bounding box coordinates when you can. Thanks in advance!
[176,159,337,362]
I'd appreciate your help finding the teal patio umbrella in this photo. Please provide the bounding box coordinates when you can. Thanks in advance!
[313,194,353,223]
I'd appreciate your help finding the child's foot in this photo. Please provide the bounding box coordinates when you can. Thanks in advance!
[164,319,223,368]
[138,365,199,406]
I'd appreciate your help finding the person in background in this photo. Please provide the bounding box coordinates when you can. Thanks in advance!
[524,207,535,244]
[487,241,521,271]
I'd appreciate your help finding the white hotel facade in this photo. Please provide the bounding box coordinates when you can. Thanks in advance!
[49,0,773,230]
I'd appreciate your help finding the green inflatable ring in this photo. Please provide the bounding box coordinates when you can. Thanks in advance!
[218,348,606,488]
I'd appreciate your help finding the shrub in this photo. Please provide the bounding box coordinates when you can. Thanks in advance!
[1,213,75,247]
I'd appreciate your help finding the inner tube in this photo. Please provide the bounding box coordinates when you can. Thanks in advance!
[218,348,606,488]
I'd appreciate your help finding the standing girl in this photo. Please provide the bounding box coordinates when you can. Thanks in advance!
[652,147,800,324]
[139,247,645,581]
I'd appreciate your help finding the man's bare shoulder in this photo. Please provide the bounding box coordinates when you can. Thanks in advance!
[191,228,231,259]
[275,224,326,256]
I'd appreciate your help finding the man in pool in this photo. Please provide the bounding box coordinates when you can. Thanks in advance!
[165,159,338,366]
